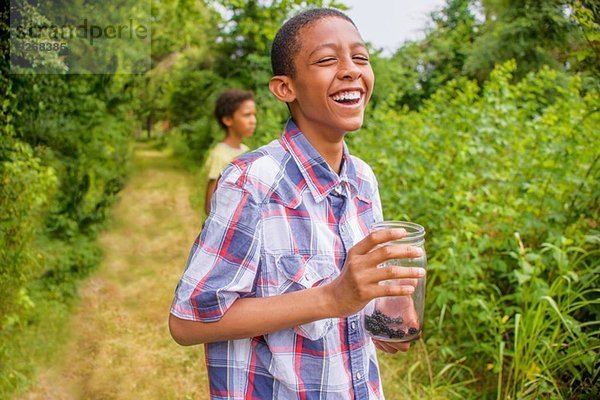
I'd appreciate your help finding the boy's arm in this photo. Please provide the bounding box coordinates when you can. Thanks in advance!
[169,285,333,345]
[204,179,217,215]
[169,229,424,346]
[203,147,222,215]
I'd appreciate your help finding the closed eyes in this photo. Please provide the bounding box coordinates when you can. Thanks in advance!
[316,57,336,64]
[315,55,369,65]
[353,55,369,63]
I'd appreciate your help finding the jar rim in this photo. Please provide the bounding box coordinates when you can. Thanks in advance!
[372,221,425,240]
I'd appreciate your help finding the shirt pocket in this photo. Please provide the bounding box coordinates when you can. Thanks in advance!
[271,254,338,340]
[276,254,336,290]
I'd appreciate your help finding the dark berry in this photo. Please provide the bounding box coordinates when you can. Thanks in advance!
[390,329,405,338]
[366,311,413,339]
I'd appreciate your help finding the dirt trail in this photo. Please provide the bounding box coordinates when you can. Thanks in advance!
[20,144,209,400]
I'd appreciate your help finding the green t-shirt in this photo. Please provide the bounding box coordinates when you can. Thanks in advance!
[205,142,249,180]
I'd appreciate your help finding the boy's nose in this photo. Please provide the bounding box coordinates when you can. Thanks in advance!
[337,61,362,80]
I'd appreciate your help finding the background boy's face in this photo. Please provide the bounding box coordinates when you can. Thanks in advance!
[289,17,374,137]
[223,99,256,138]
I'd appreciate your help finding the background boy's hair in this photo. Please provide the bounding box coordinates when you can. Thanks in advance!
[214,89,254,130]
[271,8,355,77]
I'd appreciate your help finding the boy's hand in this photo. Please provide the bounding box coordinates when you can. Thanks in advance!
[373,339,412,353]
[325,229,425,318]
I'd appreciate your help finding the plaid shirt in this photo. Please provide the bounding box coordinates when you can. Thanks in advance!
[171,119,385,399]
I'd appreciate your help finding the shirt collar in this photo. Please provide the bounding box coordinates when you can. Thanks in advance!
[280,119,359,203]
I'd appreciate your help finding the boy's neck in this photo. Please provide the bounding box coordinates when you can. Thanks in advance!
[301,129,345,175]
[320,143,344,175]
[222,133,243,149]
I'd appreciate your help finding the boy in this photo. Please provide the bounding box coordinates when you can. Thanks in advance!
[204,89,256,215]
[170,8,425,399]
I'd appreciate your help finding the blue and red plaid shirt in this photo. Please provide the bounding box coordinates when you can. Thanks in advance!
[171,119,385,399]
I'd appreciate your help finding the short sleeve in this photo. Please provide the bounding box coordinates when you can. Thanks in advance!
[206,149,227,180]
[170,180,263,322]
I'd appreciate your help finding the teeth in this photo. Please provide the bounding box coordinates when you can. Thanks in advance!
[332,91,361,101]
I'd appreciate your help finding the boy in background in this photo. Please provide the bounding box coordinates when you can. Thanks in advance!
[204,89,256,215]
[170,8,425,399]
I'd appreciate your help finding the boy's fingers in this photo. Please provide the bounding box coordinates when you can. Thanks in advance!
[351,229,407,255]
[375,281,420,297]
[376,341,399,353]
[395,278,420,287]
[373,339,411,353]
[370,267,424,285]
[368,244,424,266]
[387,342,411,353]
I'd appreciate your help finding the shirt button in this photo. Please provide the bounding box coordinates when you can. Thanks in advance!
[356,372,362,380]
[350,321,356,331]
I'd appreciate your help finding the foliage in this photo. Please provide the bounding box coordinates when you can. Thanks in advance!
[466,0,576,81]
[1,1,134,396]
[465,0,600,81]
[0,80,57,325]
[212,0,347,84]
[378,0,481,110]
[131,0,217,138]
[9,0,68,73]
[500,238,599,398]
[11,74,132,238]
[151,0,215,64]
[389,0,599,109]
[349,61,599,398]
[396,0,479,109]
[567,0,600,77]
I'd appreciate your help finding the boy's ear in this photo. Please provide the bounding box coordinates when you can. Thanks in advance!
[269,75,296,103]
[222,116,233,127]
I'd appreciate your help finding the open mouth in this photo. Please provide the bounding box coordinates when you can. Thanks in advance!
[331,90,363,105]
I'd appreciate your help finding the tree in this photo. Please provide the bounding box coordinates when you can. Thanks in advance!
[464,0,591,81]
[212,0,346,87]
[385,0,480,109]
[567,0,600,77]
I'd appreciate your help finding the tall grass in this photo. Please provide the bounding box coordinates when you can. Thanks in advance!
[500,237,600,399]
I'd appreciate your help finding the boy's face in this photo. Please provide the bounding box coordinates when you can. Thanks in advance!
[223,99,257,138]
[287,17,374,138]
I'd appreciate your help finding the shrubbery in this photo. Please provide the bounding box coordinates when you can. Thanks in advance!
[349,61,599,398]
[0,83,57,325]
[1,64,133,400]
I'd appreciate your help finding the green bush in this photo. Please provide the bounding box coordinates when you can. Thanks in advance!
[349,61,599,398]
[0,134,57,325]
[1,65,133,399]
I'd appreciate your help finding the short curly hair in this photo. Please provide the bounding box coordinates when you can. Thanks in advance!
[271,8,356,77]
[214,89,254,130]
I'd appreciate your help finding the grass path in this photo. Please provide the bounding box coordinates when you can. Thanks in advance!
[20,144,209,399]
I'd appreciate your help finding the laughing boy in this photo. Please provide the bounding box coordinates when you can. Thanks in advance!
[169,8,425,399]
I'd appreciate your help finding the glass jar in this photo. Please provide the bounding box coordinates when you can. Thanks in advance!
[362,221,427,342]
